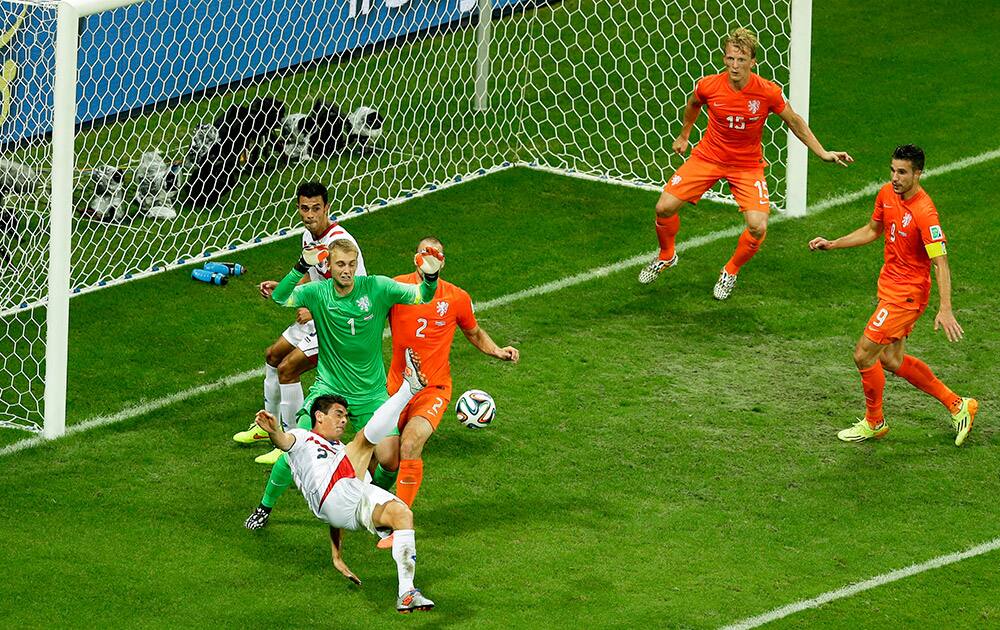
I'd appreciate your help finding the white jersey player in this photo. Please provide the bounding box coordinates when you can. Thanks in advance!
[253,348,436,614]
[233,182,365,465]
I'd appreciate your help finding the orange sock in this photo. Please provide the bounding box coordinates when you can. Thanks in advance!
[859,362,885,427]
[655,215,680,261]
[724,229,765,275]
[892,355,962,413]
[395,459,424,507]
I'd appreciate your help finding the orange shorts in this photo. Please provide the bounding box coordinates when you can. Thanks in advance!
[664,155,771,213]
[863,300,925,344]
[397,385,451,431]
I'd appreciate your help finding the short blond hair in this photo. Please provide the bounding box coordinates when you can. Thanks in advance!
[724,27,758,58]
[328,238,359,257]
[417,235,443,253]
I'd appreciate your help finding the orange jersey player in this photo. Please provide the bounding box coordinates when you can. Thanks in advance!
[809,145,978,446]
[372,237,520,548]
[639,27,853,300]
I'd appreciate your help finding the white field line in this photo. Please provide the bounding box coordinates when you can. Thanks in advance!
[1,146,998,459]
[720,536,1000,630]
[0,368,260,456]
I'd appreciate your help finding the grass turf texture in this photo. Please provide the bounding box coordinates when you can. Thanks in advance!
[3,0,1000,626]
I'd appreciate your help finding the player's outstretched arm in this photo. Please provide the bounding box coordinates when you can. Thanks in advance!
[270,245,328,306]
[672,92,703,155]
[809,220,882,251]
[413,246,443,301]
[254,410,296,451]
[462,325,520,362]
[329,527,362,585]
[777,104,853,167]
[261,271,307,299]
[931,255,964,342]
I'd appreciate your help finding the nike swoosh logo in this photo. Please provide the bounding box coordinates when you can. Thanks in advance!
[253,434,270,440]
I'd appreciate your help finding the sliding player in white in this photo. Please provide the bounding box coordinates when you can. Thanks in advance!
[253,348,435,614]
[234,181,367,465]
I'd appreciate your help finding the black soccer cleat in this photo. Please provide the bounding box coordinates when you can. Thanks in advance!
[244,505,272,530]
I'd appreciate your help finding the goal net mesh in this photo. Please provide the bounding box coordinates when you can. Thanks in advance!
[0,0,792,435]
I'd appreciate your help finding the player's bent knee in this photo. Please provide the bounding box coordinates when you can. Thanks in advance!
[655,199,681,218]
[379,499,413,530]
[392,501,414,529]
[265,344,284,367]
[277,355,308,383]
[853,347,879,369]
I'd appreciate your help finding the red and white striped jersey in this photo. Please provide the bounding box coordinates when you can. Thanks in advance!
[285,428,357,518]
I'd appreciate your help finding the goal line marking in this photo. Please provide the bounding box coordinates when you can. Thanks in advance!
[1,145,997,459]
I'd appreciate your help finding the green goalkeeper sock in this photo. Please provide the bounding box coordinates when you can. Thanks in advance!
[261,453,293,509]
[372,463,398,490]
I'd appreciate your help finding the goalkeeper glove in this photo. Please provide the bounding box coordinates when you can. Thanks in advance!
[414,246,444,282]
[295,244,328,273]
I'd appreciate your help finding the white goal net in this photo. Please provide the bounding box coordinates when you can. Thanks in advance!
[1,1,55,433]
[0,0,801,437]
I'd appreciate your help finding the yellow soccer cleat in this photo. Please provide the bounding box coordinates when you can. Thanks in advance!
[952,397,979,447]
[233,422,270,444]
[255,448,283,465]
[837,418,889,443]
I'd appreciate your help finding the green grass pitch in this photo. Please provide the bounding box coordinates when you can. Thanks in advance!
[2,1,1000,627]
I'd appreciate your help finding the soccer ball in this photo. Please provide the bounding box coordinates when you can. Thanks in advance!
[456,389,496,429]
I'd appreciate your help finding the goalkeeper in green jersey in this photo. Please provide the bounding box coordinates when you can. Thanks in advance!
[245,238,443,530]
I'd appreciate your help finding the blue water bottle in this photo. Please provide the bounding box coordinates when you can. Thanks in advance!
[192,268,228,285]
[204,261,245,276]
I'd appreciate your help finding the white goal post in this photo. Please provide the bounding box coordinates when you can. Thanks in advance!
[0,0,811,440]
[46,0,148,439]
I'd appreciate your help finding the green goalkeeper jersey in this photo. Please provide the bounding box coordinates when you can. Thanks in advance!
[272,270,436,402]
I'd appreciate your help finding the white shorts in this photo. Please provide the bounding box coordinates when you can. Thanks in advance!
[317,477,398,537]
[281,321,319,358]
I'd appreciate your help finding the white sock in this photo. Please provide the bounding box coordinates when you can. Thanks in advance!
[391,528,416,596]
[363,380,414,444]
[263,364,280,416]
[278,382,304,431]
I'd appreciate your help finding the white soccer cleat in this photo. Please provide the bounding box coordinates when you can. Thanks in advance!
[403,348,427,393]
[637,254,678,285]
[713,268,738,300]
[396,588,435,613]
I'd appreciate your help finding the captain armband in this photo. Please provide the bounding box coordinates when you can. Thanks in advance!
[925,241,947,258]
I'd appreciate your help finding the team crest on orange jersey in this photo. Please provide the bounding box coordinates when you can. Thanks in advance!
[747,99,761,114]
[436,300,449,316]
[901,212,913,228]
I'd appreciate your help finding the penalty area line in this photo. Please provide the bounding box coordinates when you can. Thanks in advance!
[719,536,1000,630]
[1,146,998,459]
